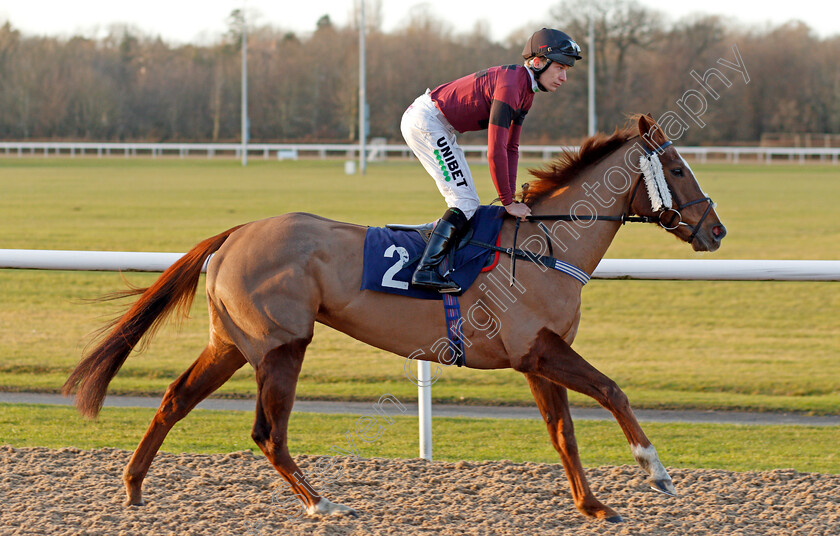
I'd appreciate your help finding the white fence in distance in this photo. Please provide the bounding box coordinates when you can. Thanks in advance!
[2,141,839,164]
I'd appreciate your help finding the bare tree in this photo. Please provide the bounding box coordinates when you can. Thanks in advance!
[0,13,837,144]
[549,0,666,133]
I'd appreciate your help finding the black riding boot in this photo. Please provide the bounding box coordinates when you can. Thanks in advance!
[411,208,469,293]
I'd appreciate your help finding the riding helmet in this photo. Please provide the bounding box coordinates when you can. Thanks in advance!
[523,28,582,68]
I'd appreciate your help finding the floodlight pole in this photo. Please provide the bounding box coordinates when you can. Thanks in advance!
[358,0,367,175]
[587,12,596,137]
[241,12,249,167]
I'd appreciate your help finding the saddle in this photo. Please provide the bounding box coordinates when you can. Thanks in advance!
[361,206,506,300]
[385,222,477,253]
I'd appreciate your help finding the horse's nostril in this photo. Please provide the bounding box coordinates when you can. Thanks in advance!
[712,225,727,240]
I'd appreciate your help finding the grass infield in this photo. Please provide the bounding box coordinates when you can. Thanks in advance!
[1,158,838,415]
[1,403,838,474]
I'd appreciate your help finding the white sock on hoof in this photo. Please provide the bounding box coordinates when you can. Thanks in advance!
[307,498,356,516]
[631,444,670,482]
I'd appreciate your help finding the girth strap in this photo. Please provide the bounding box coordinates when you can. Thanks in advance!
[442,293,466,367]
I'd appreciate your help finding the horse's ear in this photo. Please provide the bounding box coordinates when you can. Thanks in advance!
[638,114,654,146]
[638,113,667,150]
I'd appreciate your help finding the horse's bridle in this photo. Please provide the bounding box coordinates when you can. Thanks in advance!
[527,139,716,245]
[625,140,716,244]
[501,138,716,285]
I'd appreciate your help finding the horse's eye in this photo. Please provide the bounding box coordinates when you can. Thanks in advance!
[671,168,684,178]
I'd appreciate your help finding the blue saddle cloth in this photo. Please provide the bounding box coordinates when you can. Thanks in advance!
[361,205,506,300]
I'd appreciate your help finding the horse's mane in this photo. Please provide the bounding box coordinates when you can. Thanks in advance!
[521,117,643,206]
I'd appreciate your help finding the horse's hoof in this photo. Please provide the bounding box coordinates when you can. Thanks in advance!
[125,499,145,507]
[329,505,358,517]
[605,515,624,523]
[307,498,357,517]
[650,478,677,497]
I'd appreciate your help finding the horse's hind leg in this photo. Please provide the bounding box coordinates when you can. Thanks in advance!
[123,341,246,505]
[251,339,356,517]
[515,328,676,497]
[525,374,623,522]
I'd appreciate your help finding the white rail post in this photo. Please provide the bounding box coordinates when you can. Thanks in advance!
[418,360,432,461]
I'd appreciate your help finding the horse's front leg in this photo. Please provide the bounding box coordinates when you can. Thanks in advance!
[525,373,623,522]
[514,328,677,497]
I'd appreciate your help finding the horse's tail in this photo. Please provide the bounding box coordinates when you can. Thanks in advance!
[63,225,245,419]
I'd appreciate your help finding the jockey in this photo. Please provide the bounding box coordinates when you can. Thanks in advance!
[401,28,582,293]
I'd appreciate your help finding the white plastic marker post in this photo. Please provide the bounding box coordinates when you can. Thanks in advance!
[0,250,186,272]
[418,360,433,461]
[592,259,840,281]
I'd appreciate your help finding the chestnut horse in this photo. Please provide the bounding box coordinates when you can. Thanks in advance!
[64,115,725,523]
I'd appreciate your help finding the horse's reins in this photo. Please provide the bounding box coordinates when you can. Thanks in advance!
[487,139,716,285]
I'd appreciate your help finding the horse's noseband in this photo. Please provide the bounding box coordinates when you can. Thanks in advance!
[669,195,715,243]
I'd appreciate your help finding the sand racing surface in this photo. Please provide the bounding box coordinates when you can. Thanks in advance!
[2,446,839,535]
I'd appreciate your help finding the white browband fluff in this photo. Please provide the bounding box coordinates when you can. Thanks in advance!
[639,152,672,212]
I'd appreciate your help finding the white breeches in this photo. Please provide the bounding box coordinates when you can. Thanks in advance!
[401,91,480,219]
